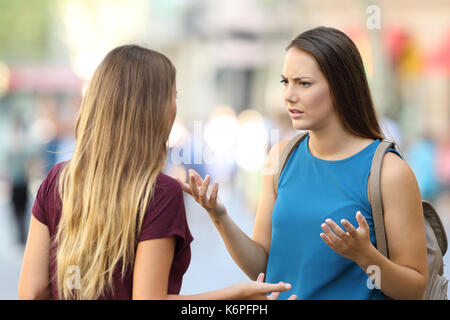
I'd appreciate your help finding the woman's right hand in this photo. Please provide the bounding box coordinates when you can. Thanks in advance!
[177,169,227,218]
[237,273,297,300]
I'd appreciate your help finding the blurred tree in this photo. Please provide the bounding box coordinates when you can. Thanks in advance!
[0,0,56,62]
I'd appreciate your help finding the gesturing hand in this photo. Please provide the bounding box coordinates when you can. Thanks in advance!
[237,273,297,300]
[319,211,374,264]
[176,169,227,218]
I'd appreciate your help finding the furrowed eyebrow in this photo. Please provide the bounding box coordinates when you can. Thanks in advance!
[281,75,312,81]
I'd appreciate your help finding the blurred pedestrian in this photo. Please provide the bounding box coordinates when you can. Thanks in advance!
[180,26,428,300]
[8,116,31,246]
[18,45,294,300]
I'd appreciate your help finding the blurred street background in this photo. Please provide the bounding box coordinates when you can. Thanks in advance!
[0,0,449,299]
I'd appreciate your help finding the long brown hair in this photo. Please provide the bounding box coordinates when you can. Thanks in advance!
[287,26,384,140]
[55,45,176,299]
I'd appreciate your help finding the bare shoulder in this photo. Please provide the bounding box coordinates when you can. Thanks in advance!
[380,152,423,217]
[381,152,418,187]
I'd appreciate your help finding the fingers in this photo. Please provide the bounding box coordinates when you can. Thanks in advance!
[321,222,342,246]
[257,277,296,300]
[261,282,291,294]
[256,273,265,283]
[320,232,336,249]
[198,175,211,206]
[183,169,213,201]
[263,282,295,300]
[189,169,204,187]
[341,218,357,238]
[175,178,192,195]
[188,173,200,200]
[325,218,349,241]
[268,290,297,300]
[267,291,281,300]
[356,211,369,230]
[321,213,364,245]
[208,181,219,207]
[184,170,221,212]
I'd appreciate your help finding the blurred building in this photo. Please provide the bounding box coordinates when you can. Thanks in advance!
[0,0,449,299]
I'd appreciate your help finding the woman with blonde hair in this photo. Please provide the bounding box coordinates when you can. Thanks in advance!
[18,45,295,300]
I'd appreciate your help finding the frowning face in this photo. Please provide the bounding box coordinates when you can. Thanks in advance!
[282,47,339,132]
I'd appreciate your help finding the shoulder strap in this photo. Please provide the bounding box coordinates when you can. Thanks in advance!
[273,131,309,196]
[368,139,403,258]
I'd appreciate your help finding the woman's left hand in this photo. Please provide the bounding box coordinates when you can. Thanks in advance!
[319,211,374,265]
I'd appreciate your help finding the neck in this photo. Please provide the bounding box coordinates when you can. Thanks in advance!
[308,128,354,159]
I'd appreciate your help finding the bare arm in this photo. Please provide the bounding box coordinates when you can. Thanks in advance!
[132,237,294,300]
[206,211,268,281]
[132,237,175,299]
[178,141,289,280]
[167,273,292,300]
[18,216,51,300]
[361,153,428,299]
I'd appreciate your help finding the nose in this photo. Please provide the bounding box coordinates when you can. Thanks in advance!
[283,85,298,105]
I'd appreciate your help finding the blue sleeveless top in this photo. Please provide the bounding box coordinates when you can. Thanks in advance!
[265,135,401,300]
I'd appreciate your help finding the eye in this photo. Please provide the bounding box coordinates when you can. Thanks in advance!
[299,81,311,87]
[280,79,288,85]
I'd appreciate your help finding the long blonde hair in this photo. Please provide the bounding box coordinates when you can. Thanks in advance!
[55,45,176,299]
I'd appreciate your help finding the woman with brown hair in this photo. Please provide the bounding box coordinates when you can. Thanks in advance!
[17,45,294,300]
[181,26,428,300]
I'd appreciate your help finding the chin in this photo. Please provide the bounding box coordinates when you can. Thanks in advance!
[291,119,310,131]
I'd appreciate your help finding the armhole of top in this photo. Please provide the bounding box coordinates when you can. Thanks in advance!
[386,147,403,159]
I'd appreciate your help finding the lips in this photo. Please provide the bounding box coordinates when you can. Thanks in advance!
[288,108,304,119]
[288,108,304,114]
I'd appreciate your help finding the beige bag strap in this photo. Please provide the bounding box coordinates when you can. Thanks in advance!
[273,131,309,196]
[368,139,402,258]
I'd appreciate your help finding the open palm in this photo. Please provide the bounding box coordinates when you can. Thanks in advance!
[177,169,227,218]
